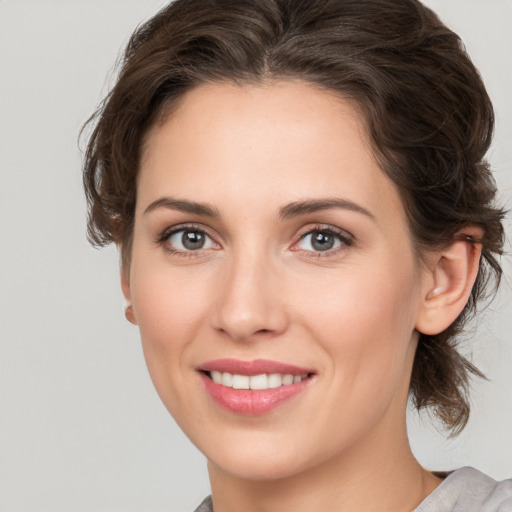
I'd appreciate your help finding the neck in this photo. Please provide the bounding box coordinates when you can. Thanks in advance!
[207,416,441,512]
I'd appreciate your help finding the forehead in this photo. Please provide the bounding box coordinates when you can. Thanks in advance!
[142,81,370,169]
[137,81,404,228]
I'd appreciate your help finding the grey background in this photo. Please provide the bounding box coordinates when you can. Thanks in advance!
[0,0,511,510]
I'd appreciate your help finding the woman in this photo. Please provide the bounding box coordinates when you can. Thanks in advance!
[82,0,510,510]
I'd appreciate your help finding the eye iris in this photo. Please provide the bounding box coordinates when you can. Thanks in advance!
[182,230,205,250]
[312,231,335,251]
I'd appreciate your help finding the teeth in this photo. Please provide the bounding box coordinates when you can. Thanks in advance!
[209,371,309,390]
[232,374,250,389]
[249,374,268,390]
[282,374,294,386]
[221,372,233,387]
[267,373,282,388]
[211,370,222,384]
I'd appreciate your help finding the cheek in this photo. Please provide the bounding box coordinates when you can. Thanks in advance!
[129,261,213,398]
[297,257,420,389]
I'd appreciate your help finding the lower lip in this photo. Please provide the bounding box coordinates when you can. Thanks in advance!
[200,373,312,416]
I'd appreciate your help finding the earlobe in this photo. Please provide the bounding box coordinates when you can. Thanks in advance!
[124,304,137,324]
[416,230,482,336]
[121,267,138,325]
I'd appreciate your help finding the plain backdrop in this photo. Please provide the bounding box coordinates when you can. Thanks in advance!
[0,0,511,510]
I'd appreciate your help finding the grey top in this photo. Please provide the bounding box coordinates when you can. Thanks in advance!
[193,467,512,512]
[414,467,512,512]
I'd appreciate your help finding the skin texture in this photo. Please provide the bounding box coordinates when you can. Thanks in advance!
[122,81,481,511]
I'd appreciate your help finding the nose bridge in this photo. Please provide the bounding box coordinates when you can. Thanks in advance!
[212,244,287,341]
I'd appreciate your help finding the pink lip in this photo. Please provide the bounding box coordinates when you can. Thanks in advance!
[197,359,315,416]
[198,358,313,376]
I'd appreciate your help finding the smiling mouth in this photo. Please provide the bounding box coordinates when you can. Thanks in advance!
[203,370,313,390]
[198,359,315,415]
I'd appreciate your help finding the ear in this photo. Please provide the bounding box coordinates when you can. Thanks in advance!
[121,267,138,325]
[415,229,482,336]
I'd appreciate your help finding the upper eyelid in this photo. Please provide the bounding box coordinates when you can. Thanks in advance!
[296,224,354,242]
[158,223,216,241]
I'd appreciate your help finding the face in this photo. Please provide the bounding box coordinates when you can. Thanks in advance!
[125,81,429,481]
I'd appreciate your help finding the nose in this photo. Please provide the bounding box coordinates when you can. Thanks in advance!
[211,252,288,342]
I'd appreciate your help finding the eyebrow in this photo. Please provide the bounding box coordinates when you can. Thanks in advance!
[143,196,375,221]
[143,197,220,217]
[279,198,375,220]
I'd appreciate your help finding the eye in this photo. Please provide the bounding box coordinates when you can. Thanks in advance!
[295,227,353,254]
[162,227,218,253]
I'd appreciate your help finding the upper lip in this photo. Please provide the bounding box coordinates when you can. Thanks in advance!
[198,358,314,376]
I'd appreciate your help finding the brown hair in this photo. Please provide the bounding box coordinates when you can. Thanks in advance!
[82,0,505,434]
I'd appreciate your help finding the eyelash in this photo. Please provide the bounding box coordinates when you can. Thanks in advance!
[156,223,354,259]
[293,224,354,258]
[156,223,218,258]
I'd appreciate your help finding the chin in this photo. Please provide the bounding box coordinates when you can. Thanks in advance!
[197,428,325,482]
[209,449,308,482]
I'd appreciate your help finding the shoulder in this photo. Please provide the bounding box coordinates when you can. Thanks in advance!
[193,495,213,512]
[415,467,512,512]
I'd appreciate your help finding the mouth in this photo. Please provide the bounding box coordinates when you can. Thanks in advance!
[197,359,315,415]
